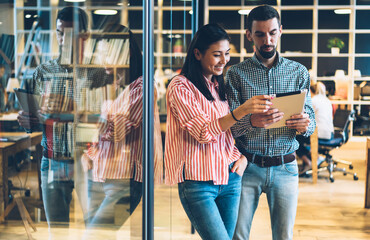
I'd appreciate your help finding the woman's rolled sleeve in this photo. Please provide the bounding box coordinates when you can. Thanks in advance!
[182,114,221,144]
[169,84,223,144]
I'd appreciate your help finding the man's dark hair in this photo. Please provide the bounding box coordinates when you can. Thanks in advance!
[57,6,88,32]
[247,5,281,32]
[181,23,230,101]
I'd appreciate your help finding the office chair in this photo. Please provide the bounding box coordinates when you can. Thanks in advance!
[305,109,358,182]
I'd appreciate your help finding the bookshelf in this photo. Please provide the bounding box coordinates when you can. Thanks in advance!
[204,0,370,137]
[13,1,370,136]
[13,1,193,116]
[13,2,137,169]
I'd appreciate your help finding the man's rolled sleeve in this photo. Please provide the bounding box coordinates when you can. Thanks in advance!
[299,68,316,137]
[230,113,255,138]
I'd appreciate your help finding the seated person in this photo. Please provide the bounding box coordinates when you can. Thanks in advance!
[296,81,334,174]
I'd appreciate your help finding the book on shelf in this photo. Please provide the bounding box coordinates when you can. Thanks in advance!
[79,84,118,113]
[40,77,74,114]
[60,28,73,65]
[79,35,130,66]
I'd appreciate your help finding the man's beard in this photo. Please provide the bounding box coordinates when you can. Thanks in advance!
[257,45,276,59]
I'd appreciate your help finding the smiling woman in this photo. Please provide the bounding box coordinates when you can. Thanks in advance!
[164,23,271,240]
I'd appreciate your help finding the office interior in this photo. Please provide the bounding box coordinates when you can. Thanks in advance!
[0,0,369,239]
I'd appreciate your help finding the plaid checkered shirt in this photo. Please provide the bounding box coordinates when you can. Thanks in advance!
[30,56,108,157]
[226,53,316,157]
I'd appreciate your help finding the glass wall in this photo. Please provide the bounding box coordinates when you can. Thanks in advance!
[0,0,195,239]
[0,0,197,239]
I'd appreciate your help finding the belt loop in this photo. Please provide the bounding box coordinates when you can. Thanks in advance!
[281,154,285,165]
[251,154,256,164]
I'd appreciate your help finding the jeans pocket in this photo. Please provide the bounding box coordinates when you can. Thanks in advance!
[283,160,298,175]
[236,172,243,178]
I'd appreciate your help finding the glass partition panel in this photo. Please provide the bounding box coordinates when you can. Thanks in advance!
[153,1,192,239]
[8,1,152,239]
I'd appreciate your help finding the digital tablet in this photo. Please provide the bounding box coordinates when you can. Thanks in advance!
[266,89,307,129]
[14,88,41,114]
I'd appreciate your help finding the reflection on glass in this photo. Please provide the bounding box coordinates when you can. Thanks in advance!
[16,7,90,229]
[15,4,163,239]
[79,23,163,233]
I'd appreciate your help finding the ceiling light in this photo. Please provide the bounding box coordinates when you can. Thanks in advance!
[189,10,193,15]
[64,0,86,2]
[25,14,31,18]
[238,9,251,15]
[94,10,118,15]
[167,34,182,39]
[334,9,351,14]
[33,15,38,18]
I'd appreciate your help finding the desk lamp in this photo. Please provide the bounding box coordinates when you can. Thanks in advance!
[5,77,20,111]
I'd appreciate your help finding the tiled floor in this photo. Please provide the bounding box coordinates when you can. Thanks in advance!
[0,140,369,240]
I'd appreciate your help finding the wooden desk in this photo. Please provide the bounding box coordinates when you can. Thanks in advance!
[0,132,42,215]
[365,138,370,208]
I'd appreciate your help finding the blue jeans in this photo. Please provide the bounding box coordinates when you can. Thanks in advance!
[178,165,242,240]
[87,179,142,227]
[40,157,74,226]
[233,160,299,240]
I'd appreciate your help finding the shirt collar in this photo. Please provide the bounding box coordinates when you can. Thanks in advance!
[203,75,218,89]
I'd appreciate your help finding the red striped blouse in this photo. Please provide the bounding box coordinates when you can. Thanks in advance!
[165,75,241,185]
[86,77,163,183]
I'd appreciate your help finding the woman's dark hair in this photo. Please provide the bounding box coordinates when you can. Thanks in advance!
[102,23,143,84]
[247,5,281,32]
[181,23,230,101]
[57,6,88,32]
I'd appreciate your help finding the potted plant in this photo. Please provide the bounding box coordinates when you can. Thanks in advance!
[327,37,345,55]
